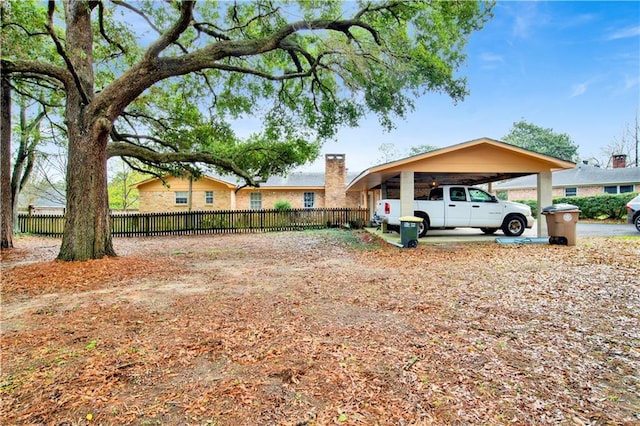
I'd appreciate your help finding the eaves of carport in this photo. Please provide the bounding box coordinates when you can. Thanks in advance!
[346,137,576,237]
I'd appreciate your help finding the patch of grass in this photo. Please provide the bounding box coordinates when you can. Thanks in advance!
[303,229,384,251]
[614,235,640,240]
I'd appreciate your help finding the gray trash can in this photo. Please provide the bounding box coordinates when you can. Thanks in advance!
[541,204,581,246]
[399,216,422,248]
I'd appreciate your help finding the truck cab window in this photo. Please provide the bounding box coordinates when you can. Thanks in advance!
[469,188,492,202]
[450,188,467,201]
[429,188,443,200]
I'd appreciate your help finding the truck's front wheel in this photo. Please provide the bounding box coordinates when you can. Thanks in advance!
[502,215,526,236]
[414,213,429,238]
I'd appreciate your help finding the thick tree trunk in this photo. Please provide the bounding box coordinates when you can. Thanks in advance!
[57,0,114,261]
[1,76,13,249]
[57,128,115,261]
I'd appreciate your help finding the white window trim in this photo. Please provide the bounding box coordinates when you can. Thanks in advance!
[175,191,188,205]
[303,192,315,208]
[250,192,262,210]
[205,191,214,204]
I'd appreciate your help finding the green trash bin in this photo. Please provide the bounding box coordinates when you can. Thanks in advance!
[399,216,422,248]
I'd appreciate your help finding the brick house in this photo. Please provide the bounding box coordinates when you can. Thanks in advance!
[134,154,360,213]
[493,158,640,200]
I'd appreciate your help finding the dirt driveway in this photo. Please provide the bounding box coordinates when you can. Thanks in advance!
[2,230,639,425]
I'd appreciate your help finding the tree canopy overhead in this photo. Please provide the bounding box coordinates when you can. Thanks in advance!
[1,0,494,260]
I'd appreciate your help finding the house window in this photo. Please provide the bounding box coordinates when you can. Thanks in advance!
[564,187,577,197]
[250,192,262,210]
[205,191,214,204]
[175,191,188,204]
[303,192,315,208]
[604,185,634,194]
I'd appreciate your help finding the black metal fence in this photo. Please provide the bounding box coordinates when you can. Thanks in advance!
[17,208,369,237]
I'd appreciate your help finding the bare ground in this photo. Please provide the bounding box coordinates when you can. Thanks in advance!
[1,230,639,425]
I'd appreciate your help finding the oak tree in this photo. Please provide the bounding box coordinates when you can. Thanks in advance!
[503,120,579,162]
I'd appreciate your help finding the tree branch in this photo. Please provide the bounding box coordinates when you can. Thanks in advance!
[1,21,48,37]
[97,0,127,56]
[111,0,163,34]
[106,141,258,185]
[193,22,230,41]
[46,0,89,104]
[1,59,70,87]
[110,128,180,152]
[122,156,166,183]
[143,0,194,59]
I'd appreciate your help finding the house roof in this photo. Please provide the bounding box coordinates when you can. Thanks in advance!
[259,171,359,188]
[133,171,359,190]
[493,164,640,189]
[346,137,576,192]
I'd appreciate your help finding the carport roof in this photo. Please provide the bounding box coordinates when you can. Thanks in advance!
[346,137,576,192]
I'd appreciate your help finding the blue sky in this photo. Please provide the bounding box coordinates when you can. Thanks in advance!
[297,1,640,173]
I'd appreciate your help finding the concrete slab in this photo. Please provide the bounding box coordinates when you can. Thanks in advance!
[366,220,638,246]
[367,226,537,245]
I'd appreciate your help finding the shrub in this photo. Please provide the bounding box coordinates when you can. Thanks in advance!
[515,199,538,216]
[515,192,638,220]
[274,200,292,211]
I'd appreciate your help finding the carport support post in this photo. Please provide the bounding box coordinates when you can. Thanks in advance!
[537,171,552,237]
[400,171,415,218]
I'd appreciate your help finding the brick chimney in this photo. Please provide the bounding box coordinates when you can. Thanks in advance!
[324,154,346,208]
[612,154,627,169]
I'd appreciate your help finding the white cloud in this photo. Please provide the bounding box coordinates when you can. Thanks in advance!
[508,2,551,39]
[560,13,596,29]
[479,52,504,69]
[570,82,588,98]
[606,26,640,40]
[480,53,504,63]
[513,7,537,39]
[623,75,640,91]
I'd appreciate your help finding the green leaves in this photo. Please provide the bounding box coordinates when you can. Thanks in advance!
[503,120,580,161]
[5,0,494,174]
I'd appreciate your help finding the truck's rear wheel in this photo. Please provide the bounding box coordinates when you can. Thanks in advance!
[502,214,526,236]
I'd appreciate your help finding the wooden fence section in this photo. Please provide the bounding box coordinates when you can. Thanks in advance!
[18,208,369,237]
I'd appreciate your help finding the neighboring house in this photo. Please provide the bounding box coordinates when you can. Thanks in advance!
[494,159,640,200]
[134,154,361,213]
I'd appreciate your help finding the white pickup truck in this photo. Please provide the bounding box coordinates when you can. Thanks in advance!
[373,185,534,238]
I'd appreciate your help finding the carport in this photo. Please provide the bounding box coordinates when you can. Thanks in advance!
[346,138,576,237]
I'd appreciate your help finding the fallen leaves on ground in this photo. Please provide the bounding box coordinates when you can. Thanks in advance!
[1,231,639,425]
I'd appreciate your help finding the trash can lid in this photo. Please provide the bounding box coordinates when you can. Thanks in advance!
[542,203,580,213]
[399,216,424,222]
